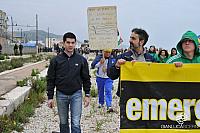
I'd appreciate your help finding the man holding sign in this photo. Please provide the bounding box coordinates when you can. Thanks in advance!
[108,28,155,97]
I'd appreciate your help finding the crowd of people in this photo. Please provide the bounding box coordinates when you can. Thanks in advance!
[46,28,200,133]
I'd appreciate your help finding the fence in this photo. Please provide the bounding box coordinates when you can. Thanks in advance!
[2,44,37,55]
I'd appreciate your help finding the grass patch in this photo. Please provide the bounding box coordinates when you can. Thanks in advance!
[95,118,105,132]
[0,54,5,60]
[31,69,40,76]
[0,53,54,73]
[90,85,98,97]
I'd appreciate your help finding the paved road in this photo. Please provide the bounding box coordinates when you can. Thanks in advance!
[0,60,48,96]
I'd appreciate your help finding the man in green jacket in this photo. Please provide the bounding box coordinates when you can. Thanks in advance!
[167,31,200,67]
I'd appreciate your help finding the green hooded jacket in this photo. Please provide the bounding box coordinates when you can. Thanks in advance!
[167,31,200,63]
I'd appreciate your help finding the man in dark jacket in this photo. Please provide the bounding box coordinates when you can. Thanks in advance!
[47,32,91,133]
[19,43,23,56]
[14,43,18,55]
[108,28,155,97]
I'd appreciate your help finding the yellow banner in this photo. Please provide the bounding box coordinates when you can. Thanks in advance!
[120,62,200,132]
[120,129,200,133]
[121,62,200,82]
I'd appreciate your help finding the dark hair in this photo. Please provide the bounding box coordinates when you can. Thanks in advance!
[149,45,156,53]
[158,49,169,58]
[170,47,177,55]
[63,32,76,42]
[132,28,149,45]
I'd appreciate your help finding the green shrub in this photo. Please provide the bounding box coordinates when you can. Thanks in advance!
[3,54,10,59]
[0,76,46,133]
[36,55,43,62]
[31,69,40,76]
[35,69,40,75]
[90,86,98,97]
[36,56,42,62]
[31,76,47,94]
[31,54,36,59]
[31,69,37,76]
[0,115,23,133]
[45,54,55,61]
[10,58,23,68]
[16,80,25,87]
[6,55,10,59]
[0,61,12,72]
[0,53,47,73]
[16,78,29,87]
[0,55,5,60]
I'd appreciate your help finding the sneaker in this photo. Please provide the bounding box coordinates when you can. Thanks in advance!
[98,104,103,108]
[107,107,114,112]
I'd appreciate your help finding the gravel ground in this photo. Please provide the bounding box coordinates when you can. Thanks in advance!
[12,54,120,133]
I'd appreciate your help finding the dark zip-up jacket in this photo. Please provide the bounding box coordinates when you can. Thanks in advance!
[108,50,155,80]
[107,50,155,97]
[47,52,91,99]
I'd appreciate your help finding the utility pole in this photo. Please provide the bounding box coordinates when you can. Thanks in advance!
[36,14,38,46]
[20,28,23,43]
[11,16,13,43]
[48,27,49,49]
[0,13,2,38]
[24,33,26,43]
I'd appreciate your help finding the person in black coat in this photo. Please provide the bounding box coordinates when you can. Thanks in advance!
[108,28,155,97]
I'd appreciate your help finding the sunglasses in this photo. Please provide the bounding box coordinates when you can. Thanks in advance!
[182,39,194,43]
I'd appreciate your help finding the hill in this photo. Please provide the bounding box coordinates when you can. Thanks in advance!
[13,30,62,43]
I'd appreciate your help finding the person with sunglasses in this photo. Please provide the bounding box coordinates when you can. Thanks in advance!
[167,31,200,67]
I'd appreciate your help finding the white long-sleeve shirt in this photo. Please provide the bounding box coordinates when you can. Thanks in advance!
[95,59,109,78]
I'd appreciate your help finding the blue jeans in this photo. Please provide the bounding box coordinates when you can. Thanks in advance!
[96,77,113,107]
[56,90,82,133]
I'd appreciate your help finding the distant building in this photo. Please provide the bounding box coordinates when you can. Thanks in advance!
[0,10,8,46]
[45,37,62,49]
[45,37,83,50]
[13,36,22,43]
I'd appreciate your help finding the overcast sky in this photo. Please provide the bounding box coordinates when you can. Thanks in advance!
[1,0,200,50]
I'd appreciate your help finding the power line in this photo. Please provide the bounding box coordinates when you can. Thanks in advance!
[8,24,36,27]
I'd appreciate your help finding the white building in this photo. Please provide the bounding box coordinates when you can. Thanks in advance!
[0,10,8,47]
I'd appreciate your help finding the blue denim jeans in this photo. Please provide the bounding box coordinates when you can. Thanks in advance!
[56,90,82,133]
